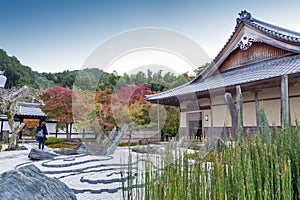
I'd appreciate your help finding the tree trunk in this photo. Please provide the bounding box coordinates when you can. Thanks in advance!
[7,116,16,150]
[69,123,72,139]
[8,118,25,150]
[66,124,70,140]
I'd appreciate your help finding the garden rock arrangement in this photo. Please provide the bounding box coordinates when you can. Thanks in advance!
[0,164,77,200]
[131,145,164,154]
[54,143,89,155]
[28,148,58,160]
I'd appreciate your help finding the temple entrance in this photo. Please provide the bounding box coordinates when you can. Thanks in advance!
[189,120,202,140]
[187,112,203,140]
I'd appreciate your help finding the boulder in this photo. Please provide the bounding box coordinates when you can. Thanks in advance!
[53,143,90,155]
[17,145,28,150]
[0,164,77,200]
[132,145,163,154]
[54,148,78,155]
[28,148,57,160]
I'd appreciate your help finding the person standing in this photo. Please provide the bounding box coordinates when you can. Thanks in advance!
[36,121,48,150]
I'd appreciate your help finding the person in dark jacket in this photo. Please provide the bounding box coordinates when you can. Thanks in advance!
[37,121,48,150]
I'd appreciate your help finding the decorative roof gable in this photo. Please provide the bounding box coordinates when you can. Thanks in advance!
[192,10,300,83]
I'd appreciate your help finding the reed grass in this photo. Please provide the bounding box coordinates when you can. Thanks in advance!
[122,125,300,199]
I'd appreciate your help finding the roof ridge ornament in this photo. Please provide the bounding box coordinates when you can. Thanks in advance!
[238,35,255,50]
[235,10,253,29]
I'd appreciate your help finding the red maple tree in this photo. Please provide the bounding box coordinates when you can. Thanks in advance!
[95,88,116,133]
[117,84,152,106]
[40,86,73,139]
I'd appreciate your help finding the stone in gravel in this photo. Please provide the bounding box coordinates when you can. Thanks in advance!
[28,148,57,160]
[53,143,90,155]
[54,148,78,155]
[0,164,77,200]
[17,145,28,150]
[132,146,162,154]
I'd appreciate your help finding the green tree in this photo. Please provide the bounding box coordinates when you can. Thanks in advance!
[73,89,98,135]
[162,106,179,138]
[97,72,120,90]
[193,63,209,75]
[42,70,77,89]
[129,100,151,126]
[0,49,35,88]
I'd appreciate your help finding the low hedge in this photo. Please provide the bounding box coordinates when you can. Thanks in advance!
[45,137,60,145]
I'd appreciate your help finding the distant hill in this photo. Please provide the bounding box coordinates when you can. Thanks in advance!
[0,49,79,90]
[0,48,198,91]
[0,49,36,88]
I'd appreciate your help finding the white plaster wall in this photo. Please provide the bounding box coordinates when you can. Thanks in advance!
[260,99,281,126]
[258,88,280,99]
[289,84,300,96]
[212,105,229,127]
[243,91,255,101]
[198,98,210,106]
[243,102,256,126]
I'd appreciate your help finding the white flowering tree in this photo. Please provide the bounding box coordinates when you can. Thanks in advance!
[0,86,28,149]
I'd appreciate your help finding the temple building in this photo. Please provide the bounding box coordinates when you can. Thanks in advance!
[15,102,46,129]
[146,11,300,139]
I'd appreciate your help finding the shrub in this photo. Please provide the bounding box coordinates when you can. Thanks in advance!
[47,143,76,148]
[0,143,2,151]
[118,142,139,147]
[45,137,60,145]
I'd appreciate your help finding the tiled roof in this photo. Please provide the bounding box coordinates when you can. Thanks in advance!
[16,102,46,117]
[146,55,300,101]
[237,11,300,44]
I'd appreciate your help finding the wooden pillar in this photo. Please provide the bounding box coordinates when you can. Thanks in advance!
[281,74,289,128]
[210,98,214,137]
[0,120,3,133]
[205,98,215,151]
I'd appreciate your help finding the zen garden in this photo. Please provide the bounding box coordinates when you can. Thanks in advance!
[0,10,300,200]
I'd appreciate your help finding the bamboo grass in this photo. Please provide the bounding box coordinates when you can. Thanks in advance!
[122,125,300,199]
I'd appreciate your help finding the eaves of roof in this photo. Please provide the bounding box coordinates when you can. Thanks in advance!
[146,55,300,101]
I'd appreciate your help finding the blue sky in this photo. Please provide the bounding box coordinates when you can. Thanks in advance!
[1,0,300,73]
